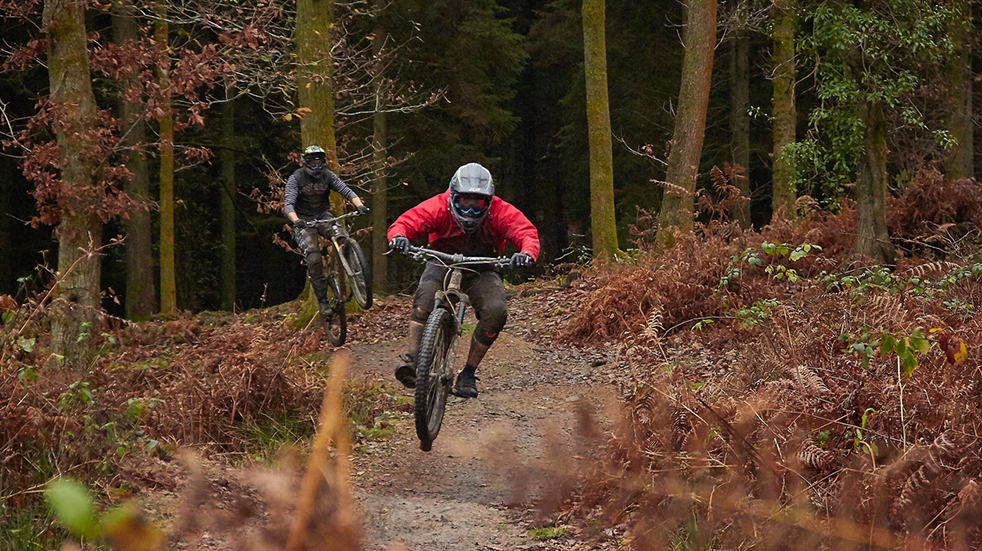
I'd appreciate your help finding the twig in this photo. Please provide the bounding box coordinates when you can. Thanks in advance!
[897,356,907,452]
[664,316,736,335]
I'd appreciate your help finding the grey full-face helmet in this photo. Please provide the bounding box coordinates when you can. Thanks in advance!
[302,145,328,178]
[447,163,495,233]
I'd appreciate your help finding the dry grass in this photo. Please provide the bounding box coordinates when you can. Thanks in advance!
[554,190,982,549]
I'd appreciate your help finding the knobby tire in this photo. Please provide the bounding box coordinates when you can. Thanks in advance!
[414,307,457,451]
[323,269,347,346]
[341,240,372,310]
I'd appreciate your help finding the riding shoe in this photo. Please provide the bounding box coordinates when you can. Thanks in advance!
[453,369,479,398]
[394,354,416,388]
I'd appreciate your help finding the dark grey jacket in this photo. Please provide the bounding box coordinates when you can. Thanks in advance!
[283,168,358,217]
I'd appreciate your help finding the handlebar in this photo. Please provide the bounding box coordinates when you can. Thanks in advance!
[309,210,365,227]
[396,245,511,269]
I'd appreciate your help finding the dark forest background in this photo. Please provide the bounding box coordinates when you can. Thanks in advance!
[0,0,976,316]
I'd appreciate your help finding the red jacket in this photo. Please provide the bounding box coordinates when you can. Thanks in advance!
[388,191,540,260]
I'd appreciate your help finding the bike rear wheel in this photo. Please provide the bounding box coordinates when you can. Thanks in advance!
[341,240,372,310]
[414,307,458,451]
[322,272,347,346]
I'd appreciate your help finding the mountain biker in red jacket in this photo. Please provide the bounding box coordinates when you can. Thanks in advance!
[387,162,540,398]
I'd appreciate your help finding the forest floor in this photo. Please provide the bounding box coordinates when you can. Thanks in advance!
[131,280,632,551]
[11,208,982,549]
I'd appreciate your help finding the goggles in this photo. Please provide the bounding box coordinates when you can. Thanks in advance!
[304,155,326,169]
[454,195,489,217]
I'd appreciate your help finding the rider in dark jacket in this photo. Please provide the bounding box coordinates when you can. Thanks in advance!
[284,145,369,317]
[387,162,539,398]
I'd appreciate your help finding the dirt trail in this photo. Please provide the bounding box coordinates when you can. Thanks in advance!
[136,285,624,550]
[346,312,623,551]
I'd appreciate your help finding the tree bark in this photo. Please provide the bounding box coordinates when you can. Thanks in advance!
[771,0,797,220]
[582,0,619,260]
[657,0,717,245]
[295,0,337,310]
[220,96,237,311]
[370,15,388,294]
[371,107,388,294]
[155,2,177,315]
[296,0,338,169]
[944,2,972,180]
[730,13,752,228]
[45,0,102,368]
[855,100,896,265]
[113,0,155,320]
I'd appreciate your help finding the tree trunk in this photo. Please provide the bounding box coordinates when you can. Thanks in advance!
[370,18,389,294]
[156,2,177,315]
[771,0,797,220]
[582,0,619,260]
[730,13,752,228]
[295,0,337,310]
[855,101,896,265]
[370,4,388,294]
[113,0,155,320]
[220,96,237,311]
[371,107,388,294]
[45,0,102,369]
[944,3,972,179]
[296,0,338,169]
[657,0,717,245]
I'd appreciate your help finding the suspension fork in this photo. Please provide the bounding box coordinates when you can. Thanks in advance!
[330,222,354,275]
[433,268,469,335]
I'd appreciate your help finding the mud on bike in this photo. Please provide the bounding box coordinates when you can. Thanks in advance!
[395,245,511,452]
[309,210,372,346]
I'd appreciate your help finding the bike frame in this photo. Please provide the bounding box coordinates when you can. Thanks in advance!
[406,248,511,320]
[311,211,361,277]
[433,269,469,337]
[405,247,511,363]
[398,246,510,451]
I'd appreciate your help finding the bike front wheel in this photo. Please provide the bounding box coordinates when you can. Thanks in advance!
[341,240,372,310]
[322,272,347,346]
[414,307,458,451]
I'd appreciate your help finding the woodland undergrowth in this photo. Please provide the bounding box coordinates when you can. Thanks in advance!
[555,171,982,550]
[0,294,409,549]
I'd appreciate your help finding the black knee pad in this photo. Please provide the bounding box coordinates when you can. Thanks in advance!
[474,303,507,346]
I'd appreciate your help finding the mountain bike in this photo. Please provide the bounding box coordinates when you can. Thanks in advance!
[396,245,511,451]
[309,210,372,346]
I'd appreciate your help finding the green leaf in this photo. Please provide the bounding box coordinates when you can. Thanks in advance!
[17,337,35,353]
[880,333,895,355]
[910,330,930,354]
[901,352,918,377]
[861,408,875,428]
[895,337,907,356]
[45,478,99,539]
